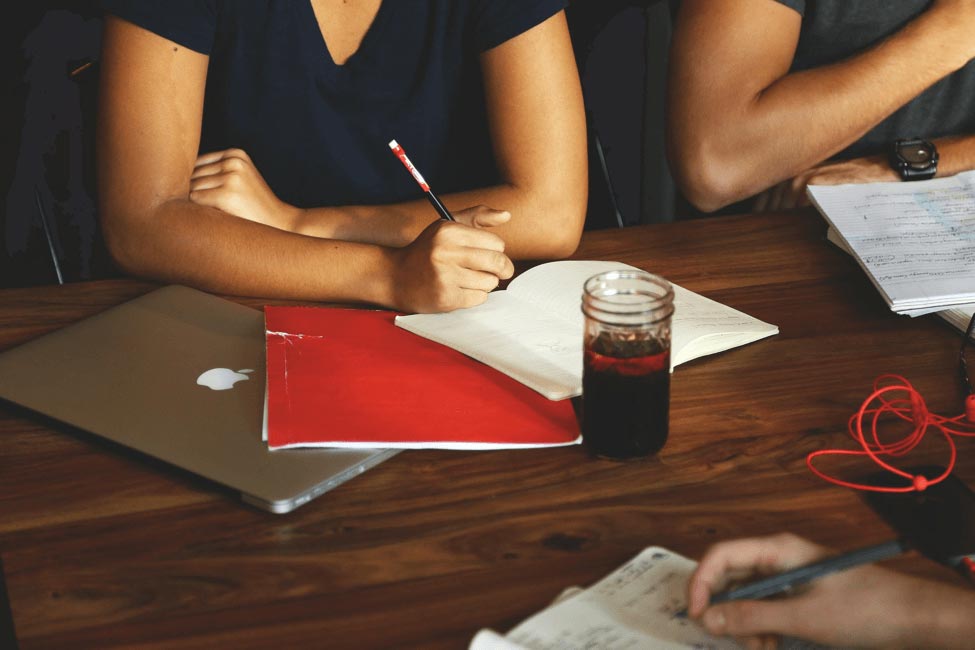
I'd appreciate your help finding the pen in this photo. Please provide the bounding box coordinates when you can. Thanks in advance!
[675,538,908,619]
[388,139,455,221]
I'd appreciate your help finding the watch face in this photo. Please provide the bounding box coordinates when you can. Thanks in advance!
[901,144,933,166]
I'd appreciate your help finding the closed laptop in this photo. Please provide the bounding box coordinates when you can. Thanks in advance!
[0,285,398,513]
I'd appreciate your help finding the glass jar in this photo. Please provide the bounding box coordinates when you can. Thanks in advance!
[581,270,674,459]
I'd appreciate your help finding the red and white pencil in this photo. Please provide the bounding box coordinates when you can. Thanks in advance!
[388,139,455,221]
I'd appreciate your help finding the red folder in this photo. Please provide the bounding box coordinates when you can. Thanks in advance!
[264,306,581,450]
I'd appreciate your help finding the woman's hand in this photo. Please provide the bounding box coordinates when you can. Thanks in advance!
[686,532,969,649]
[189,148,303,231]
[389,206,514,313]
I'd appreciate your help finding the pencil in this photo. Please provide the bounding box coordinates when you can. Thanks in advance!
[675,538,907,619]
[388,139,455,221]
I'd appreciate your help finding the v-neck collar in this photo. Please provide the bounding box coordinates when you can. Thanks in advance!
[301,0,391,72]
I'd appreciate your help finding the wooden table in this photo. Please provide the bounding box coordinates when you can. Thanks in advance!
[1,210,972,649]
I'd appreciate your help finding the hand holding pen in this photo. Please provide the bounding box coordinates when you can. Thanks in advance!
[387,138,514,313]
[678,533,975,649]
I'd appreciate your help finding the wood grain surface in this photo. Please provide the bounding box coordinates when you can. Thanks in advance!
[1,210,972,649]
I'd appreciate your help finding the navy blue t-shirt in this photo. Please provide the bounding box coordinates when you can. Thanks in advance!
[100,0,566,209]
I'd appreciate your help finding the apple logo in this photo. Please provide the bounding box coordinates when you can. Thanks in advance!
[196,368,254,391]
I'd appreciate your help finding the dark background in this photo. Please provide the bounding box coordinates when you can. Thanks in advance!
[1,0,678,289]
[1,1,106,288]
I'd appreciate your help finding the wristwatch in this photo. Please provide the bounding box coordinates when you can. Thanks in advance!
[890,138,938,181]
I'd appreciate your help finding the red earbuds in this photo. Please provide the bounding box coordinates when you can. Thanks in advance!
[807,375,975,493]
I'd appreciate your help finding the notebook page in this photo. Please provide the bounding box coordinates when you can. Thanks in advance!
[825,226,962,317]
[670,286,779,366]
[509,261,777,369]
[807,171,975,310]
[505,260,644,324]
[469,547,742,650]
[395,291,583,400]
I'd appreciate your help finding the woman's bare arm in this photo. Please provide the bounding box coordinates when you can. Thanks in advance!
[182,12,588,259]
[97,16,512,313]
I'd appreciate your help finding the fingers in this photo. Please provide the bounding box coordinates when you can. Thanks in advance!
[457,268,502,293]
[191,150,252,191]
[460,247,514,280]
[753,176,809,213]
[752,189,770,213]
[425,219,509,254]
[191,155,249,180]
[188,173,236,207]
[451,226,508,253]
[786,176,810,210]
[453,205,512,229]
[186,186,226,210]
[687,533,825,617]
[194,148,251,167]
[701,597,800,639]
[189,172,230,192]
[453,288,495,310]
[472,208,511,228]
[421,287,497,313]
[767,181,788,212]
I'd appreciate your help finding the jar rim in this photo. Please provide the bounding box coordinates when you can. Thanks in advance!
[583,269,672,301]
[581,300,675,326]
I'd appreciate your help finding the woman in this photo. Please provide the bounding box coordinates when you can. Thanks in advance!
[96,0,587,312]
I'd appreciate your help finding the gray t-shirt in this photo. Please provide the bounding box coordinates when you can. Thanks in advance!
[775,0,975,159]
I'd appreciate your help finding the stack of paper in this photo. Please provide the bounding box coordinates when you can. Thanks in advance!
[822,209,975,339]
[939,303,975,338]
[807,171,975,315]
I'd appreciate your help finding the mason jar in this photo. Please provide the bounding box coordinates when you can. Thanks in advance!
[580,270,674,459]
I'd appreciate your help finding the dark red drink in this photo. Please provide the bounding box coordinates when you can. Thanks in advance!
[582,334,670,460]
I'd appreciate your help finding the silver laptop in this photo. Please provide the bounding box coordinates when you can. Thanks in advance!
[0,285,398,514]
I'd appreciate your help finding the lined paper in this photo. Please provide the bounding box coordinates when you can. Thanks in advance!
[808,171,975,312]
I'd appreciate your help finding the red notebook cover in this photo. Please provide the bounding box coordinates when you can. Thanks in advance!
[264,306,581,450]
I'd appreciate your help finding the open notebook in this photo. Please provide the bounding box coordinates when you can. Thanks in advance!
[469,546,826,650]
[396,261,779,400]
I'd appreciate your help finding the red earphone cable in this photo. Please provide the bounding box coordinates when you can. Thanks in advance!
[807,374,975,492]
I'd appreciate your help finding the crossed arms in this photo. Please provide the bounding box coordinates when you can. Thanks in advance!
[96,12,587,313]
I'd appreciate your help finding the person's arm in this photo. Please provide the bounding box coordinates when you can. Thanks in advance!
[186,11,588,259]
[97,16,513,314]
[752,132,975,212]
[667,0,975,213]
[687,533,975,649]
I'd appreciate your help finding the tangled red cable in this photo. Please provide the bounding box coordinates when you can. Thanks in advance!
[807,374,975,492]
